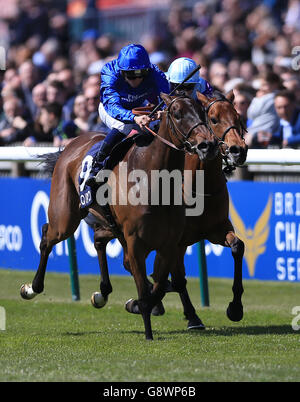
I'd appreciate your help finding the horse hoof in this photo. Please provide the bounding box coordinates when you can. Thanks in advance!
[125,298,140,314]
[226,302,243,322]
[91,292,107,308]
[187,317,205,330]
[151,301,165,316]
[20,284,37,300]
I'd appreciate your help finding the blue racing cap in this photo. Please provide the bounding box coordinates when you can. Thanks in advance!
[117,44,151,71]
[166,57,200,84]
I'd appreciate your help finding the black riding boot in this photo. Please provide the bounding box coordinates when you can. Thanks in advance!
[86,129,126,188]
[85,140,111,188]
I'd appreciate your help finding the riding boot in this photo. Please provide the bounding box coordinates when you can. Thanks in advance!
[86,128,126,188]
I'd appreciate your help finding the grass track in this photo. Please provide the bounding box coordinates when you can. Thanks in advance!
[0,269,299,382]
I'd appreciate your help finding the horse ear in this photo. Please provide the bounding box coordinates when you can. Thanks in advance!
[225,89,235,103]
[160,92,172,105]
[196,91,209,107]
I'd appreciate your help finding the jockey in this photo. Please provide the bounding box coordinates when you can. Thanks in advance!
[166,57,213,99]
[86,43,169,187]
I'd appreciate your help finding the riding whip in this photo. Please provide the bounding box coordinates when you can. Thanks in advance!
[148,64,201,118]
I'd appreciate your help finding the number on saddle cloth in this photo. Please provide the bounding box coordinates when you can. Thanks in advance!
[78,141,106,208]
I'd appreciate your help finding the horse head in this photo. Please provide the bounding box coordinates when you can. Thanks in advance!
[196,90,248,167]
[160,93,218,161]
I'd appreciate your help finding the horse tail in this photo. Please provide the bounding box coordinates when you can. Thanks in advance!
[38,150,63,177]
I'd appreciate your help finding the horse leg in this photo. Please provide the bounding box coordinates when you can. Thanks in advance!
[126,235,154,340]
[91,234,112,308]
[20,179,81,299]
[179,288,205,330]
[225,231,245,322]
[169,246,205,330]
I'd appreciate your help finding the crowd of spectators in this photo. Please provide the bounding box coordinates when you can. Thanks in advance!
[0,0,299,149]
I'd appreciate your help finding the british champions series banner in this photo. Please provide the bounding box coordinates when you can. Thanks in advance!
[0,177,299,282]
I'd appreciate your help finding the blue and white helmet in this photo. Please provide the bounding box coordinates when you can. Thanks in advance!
[166,57,200,84]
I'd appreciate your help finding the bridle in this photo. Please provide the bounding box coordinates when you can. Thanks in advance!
[204,97,247,173]
[164,95,209,153]
[141,95,209,153]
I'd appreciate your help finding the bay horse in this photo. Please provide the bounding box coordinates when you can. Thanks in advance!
[90,90,248,330]
[20,93,218,340]
[165,89,248,329]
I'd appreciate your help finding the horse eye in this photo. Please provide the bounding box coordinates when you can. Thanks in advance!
[211,117,218,124]
[174,111,181,120]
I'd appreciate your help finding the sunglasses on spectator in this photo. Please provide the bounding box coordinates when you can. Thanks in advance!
[122,69,149,80]
[170,83,196,92]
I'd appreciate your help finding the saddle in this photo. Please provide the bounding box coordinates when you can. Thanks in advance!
[78,129,154,209]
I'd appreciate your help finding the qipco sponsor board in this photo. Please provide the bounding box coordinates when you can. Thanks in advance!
[0,177,300,282]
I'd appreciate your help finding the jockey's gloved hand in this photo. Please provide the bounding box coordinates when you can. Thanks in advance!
[134,115,151,129]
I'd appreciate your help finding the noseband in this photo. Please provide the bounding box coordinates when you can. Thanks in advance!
[205,98,246,142]
[204,97,247,173]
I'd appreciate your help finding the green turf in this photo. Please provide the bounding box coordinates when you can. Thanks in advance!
[0,269,299,382]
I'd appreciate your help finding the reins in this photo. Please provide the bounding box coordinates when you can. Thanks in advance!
[132,105,182,151]
[132,96,206,153]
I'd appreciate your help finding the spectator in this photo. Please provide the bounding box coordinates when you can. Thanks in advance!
[209,61,228,92]
[57,68,77,120]
[46,80,66,105]
[31,83,47,119]
[32,38,61,78]
[271,90,300,148]
[83,74,100,90]
[72,94,89,131]
[46,79,72,122]
[18,60,40,119]
[245,71,282,148]
[0,0,298,149]
[84,85,107,132]
[233,91,253,127]
[23,102,78,147]
[281,73,300,105]
[239,61,258,83]
[0,96,32,145]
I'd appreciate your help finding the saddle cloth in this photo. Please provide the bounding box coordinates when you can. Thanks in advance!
[78,131,153,209]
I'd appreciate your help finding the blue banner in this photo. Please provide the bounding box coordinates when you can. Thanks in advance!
[0,177,299,282]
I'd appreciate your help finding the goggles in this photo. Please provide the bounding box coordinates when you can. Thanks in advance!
[122,69,150,80]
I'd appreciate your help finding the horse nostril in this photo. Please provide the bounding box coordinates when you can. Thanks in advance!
[198,141,209,151]
[229,145,240,155]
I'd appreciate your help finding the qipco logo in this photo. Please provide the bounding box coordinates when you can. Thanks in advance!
[0,46,5,70]
[0,224,23,251]
[291,46,300,71]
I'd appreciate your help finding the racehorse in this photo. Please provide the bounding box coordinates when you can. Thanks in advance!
[20,93,218,340]
[90,90,248,329]
[165,90,248,329]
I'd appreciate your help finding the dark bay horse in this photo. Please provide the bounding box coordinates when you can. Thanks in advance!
[165,90,248,329]
[90,90,248,329]
[20,94,217,340]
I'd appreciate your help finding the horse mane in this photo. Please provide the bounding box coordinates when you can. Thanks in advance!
[210,89,227,101]
[37,149,64,176]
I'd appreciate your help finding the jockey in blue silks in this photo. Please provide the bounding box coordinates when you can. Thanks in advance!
[165,57,213,99]
[86,43,169,187]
